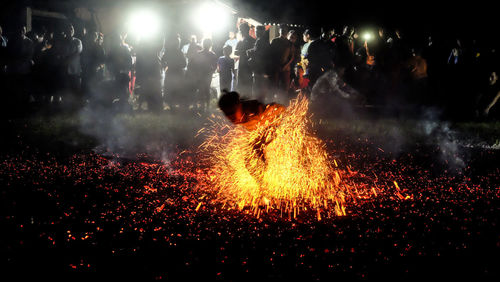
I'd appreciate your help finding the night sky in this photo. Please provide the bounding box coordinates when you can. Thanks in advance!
[0,0,497,38]
[233,0,496,37]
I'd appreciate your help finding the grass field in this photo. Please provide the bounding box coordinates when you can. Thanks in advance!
[4,109,499,155]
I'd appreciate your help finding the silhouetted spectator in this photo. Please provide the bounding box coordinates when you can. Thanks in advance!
[42,31,66,106]
[390,28,412,63]
[223,31,238,54]
[291,65,309,92]
[60,23,83,110]
[235,22,255,96]
[183,35,201,65]
[287,30,301,95]
[81,30,105,100]
[333,26,355,72]
[106,31,132,110]
[301,29,312,58]
[225,30,240,89]
[189,38,217,112]
[135,38,164,112]
[0,25,8,91]
[477,71,500,117]
[304,28,332,89]
[162,32,186,109]
[6,26,33,75]
[5,25,33,112]
[448,38,465,66]
[184,35,202,96]
[218,45,235,93]
[325,27,337,44]
[30,31,50,105]
[248,25,271,101]
[0,26,6,48]
[405,49,429,105]
[270,25,293,96]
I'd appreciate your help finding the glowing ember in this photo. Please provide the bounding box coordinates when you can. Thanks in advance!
[201,95,349,217]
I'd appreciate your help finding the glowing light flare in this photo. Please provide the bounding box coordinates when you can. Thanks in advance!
[192,2,230,35]
[127,10,161,39]
[363,32,373,41]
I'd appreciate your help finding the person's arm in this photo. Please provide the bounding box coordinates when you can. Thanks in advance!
[485,90,500,115]
[211,53,218,73]
[282,45,295,71]
[234,41,245,57]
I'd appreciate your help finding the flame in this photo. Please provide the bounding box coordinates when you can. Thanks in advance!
[201,94,349,217]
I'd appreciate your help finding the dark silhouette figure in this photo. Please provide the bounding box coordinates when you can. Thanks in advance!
[5,25,33,114]
[162,33,187,109]
[188,38,217,112]
[235,23,256,97]
[135,38,164,112]
[218,45,235,93]
[270,25,293,98]
[247,25,271,101]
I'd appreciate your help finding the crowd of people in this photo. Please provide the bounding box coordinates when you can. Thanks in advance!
[1,19,500,120]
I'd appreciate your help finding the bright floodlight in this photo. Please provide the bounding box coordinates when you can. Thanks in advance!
[127,10,160,39]
[192,2,229,35]
[363,32,373,41]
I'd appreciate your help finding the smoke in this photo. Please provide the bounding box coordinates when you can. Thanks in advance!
[418,112,466,170]
[78,83,204,163]
[310,70,361,120]
[309,70,467,171]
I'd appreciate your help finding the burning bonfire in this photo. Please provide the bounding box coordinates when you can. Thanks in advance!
[200,94,349,219]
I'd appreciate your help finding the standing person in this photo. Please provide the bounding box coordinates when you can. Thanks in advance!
[61,23,83,110]
[30,31,49,106]
[405,48,429,105]
[135,38,164,112]
[0,25,8,72]
[333,26,356,71]
[184,35,202,100]
[189,38,217,112]
[286,30,300,98]
[300,29,312,76]
[0,25,7,48]
[247,25,271,101]
[224,30,239,90]
[44,30,67,108]
[477,71,500,118]
[162,32,186,110]
[106,31,133,110]
[304,28,332,89]
[301,30,312,58]
[328,28,338,43]
[183,35,201,65]
[5,25,33,114]
[0,25,8,103]
[270,25,293,98]
[81,30,105,101]
[235,22,255,96]
[223,31,238,53]
[217,45,235,93]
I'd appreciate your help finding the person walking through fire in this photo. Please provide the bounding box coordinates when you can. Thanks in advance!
[218,90,285,182]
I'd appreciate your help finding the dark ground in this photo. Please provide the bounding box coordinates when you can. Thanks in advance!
[0,110,499,281]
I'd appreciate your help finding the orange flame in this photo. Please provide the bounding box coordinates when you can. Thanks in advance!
[201,94,349,217]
